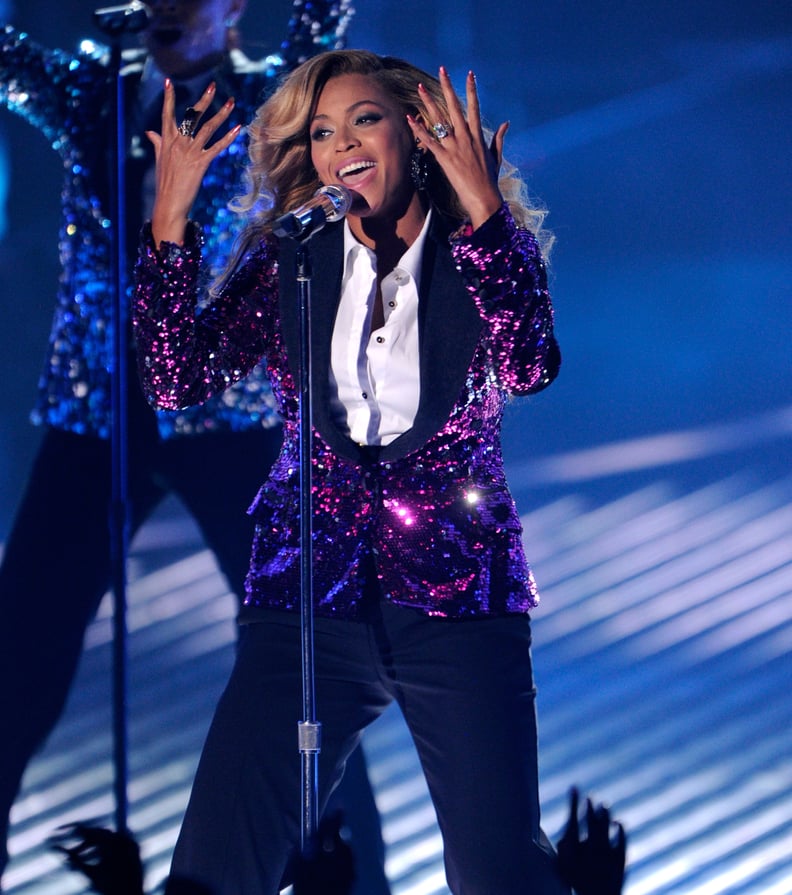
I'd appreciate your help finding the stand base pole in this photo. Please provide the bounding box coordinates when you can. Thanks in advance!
[298,721,322,849]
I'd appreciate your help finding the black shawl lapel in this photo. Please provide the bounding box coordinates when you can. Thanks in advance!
[379,212,483,461]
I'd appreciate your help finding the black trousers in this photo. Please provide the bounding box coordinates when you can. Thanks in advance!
[167,601,568,895]
[0,408,389,894]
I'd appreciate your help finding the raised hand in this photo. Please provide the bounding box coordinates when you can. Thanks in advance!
[146,80,242,248]
[407,66,509,230]
[50,823,144,895]
[557,787,627,895]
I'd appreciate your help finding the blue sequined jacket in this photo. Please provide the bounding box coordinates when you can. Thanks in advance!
[134,206,561,620]
[0,1,351,439]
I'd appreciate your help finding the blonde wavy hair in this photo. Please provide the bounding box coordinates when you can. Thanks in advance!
[219,49,552,284]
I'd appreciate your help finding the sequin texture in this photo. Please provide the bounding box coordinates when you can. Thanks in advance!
[0,0,352,439]
[134,204,560,619]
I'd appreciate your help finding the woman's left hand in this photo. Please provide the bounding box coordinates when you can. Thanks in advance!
[407,67,508,230]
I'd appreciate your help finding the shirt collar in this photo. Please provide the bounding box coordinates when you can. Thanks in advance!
[342,206,433,284]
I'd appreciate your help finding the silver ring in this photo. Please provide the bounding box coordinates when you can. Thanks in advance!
[177,107,200,138]
[431,121,453,140]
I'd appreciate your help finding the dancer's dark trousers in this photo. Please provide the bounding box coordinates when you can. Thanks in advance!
[0,412,277,865]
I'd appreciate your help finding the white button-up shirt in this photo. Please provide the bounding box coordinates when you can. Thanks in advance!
[328,210,431,446]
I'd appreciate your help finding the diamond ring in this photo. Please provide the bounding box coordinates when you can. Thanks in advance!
[431,122,453,140]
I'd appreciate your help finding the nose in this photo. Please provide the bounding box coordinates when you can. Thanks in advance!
[334,125,359,152]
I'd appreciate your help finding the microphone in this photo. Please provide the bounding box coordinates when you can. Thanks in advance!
[274,184,353,241]
[93,1,152,35]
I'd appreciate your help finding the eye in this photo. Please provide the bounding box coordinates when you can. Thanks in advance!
[310,126,333,142]
[354,112,382,126]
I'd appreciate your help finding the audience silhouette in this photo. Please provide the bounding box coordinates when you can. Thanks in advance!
[51,786,627,895]
[557,788,627,895]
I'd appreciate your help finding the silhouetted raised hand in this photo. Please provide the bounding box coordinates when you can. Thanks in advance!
[557,788,627,895]
[51,823,144,895]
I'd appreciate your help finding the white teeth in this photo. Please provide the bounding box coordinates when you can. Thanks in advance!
[338,161,375,178]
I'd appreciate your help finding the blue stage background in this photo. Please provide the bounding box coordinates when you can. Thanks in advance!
[1,2,790,893]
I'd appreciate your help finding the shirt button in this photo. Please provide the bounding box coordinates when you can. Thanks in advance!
[362,392,368,399]
[376,336,384,343]
[388,300,396,308]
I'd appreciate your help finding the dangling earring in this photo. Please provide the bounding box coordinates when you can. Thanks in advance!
[410,148,429,191]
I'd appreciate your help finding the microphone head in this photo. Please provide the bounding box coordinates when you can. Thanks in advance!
[93,2,152,35]
[318,184,353,223]
[273,184,354,241]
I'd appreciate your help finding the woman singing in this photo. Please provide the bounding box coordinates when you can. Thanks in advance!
[134,48,565,895]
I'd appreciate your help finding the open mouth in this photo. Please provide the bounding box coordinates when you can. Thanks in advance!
[338,160,376,183]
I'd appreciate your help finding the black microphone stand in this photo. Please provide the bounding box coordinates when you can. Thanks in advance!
[93,0,150,837]
[275,186,351,850]
[294,241,321,852]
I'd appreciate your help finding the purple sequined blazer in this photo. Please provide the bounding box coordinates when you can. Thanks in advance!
[0,1,351,439]
[134,205,560,619]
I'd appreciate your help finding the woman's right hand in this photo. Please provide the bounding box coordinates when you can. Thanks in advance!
[146,79,242,249]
